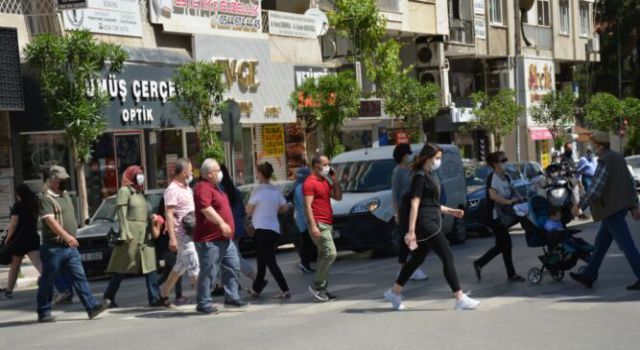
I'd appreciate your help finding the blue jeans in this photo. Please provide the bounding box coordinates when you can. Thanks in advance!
[195,240,241,310]
[37,244,99,318]
[54,275,73,297]
[103,271,160,306]
[582,175,594,193]
[582,209,640,281]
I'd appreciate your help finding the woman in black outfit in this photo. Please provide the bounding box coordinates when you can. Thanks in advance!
[473,151,525,282]
[1,184,42,299]
[383,144,479,311]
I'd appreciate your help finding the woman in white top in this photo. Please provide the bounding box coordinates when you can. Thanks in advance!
[246,162,291,299]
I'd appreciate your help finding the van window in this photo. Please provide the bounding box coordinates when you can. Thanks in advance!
[334,159,396,193]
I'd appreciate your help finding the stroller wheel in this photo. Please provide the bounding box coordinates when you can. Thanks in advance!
[528,268,543,284]
[551,270,565,282]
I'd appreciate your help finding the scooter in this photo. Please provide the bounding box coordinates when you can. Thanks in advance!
[544,162,575,225]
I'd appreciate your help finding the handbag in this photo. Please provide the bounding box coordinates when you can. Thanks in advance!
[244,218,255,238]
[106,226,123,247]
[0,229,12,265]
[182,211,196,236]
[497,203,519,228]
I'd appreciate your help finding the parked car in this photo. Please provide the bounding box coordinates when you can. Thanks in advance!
[464,161,542,236]
[76,189,164,275]
[237,181,300,253]
[625,155,640,187]
[330,143,467,255]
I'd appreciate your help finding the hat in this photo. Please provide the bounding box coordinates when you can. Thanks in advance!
[49,165,70,179]
[590,131,610,144]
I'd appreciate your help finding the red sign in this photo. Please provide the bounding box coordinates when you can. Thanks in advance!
[529,127,552,141]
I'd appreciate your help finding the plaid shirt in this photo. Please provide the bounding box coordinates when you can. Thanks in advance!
[579,162,608,210]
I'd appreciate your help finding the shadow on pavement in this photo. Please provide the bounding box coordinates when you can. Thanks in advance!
[342,307,448,314]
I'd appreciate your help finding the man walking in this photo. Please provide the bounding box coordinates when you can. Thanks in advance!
[570,132,640,290]
[304,154,342,301]
[194,158,246,314]
[158,158,199,307]
[576,148,597,192]
[37,166,110,322]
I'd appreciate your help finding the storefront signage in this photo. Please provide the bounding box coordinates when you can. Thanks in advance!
[215,58,260,90]
[262,124,285,156]
[62,0,143,37]
[473,0,485,15]
[58,0,87,10]
[523,58,555,108]
[150,0,262,34]
[474,17,486,39]
[268,10,317,39]
[294,66,330,87]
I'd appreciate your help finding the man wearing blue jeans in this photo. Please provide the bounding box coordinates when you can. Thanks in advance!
[37,166,109,322]
[570,133,640,290]
[193,159,246,314]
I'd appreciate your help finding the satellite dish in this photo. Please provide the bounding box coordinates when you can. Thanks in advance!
[305,8,329,37]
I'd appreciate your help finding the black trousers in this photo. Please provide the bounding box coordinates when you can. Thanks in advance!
[253,229,289,293]
[476,220,517,278]
[396,232,461,293]
[298,230,318,266]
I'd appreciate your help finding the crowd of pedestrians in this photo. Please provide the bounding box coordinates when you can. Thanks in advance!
[1,137,640,322]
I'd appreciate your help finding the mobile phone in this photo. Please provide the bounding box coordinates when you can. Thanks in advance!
[329,168,335,176]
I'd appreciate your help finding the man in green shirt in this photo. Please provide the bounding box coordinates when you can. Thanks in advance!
[36,165,110,323]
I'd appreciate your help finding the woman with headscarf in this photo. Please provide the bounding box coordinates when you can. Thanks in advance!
[102,166,162,307]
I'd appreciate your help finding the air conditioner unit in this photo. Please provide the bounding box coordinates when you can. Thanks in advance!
[587,34,600,53]
[417,68,451,107]
[416,41,445,68]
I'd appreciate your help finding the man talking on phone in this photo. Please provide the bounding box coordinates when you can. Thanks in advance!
[304,154,342,302]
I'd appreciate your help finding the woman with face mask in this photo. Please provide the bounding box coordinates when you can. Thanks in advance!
[384,144,480,311]
[473,152,525,283]
[103,165,162,307]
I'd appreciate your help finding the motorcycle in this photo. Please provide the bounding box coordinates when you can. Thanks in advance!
[544,162,576,225]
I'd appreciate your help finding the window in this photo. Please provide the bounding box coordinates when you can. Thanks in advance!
[489,0,503,24]
[537,0,550,26]
[559,0,570,34]
[580,1,591,36]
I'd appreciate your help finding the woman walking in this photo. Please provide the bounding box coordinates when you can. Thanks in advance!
[246,162,291,299]
[0,184,42,299]
[473,151,525,282]
[384,144,479,311]
[103,166,161,307]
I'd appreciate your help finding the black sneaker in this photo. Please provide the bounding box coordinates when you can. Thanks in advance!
[103,299,119,309]
[627,280,640,291]
[88,299,111,320]
[224,299,248,308]
[570,272,594,289]
[473,261,482,282]
[196,305,220,314]
[38,315,57,323]
[308,285,329,302]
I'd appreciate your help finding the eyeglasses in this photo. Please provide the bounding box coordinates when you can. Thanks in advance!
[500,158,509,163]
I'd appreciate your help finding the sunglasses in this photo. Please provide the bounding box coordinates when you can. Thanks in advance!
[500,158,509,163]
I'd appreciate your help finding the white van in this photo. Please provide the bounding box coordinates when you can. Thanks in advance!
[330,144,467,255]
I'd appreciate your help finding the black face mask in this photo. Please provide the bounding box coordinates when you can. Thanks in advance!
[58,180,69,192]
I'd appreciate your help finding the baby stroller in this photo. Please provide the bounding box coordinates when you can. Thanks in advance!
[520,196,594,284]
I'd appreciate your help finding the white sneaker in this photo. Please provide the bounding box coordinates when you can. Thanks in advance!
[384,290,406,311]
[410,269,429,281]
[454,293,480,310]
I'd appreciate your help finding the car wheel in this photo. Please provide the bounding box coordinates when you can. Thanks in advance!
[446,217,467,245]
[371,222,401,258]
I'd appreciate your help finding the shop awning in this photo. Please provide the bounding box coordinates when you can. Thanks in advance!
[529,127,552,141]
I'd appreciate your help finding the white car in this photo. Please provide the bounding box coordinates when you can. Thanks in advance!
[626,155,640,188]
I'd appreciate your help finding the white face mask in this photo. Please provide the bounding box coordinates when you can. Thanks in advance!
[136,174,145,186]
[186,175,193,184]
[322,166,331,176]
[432,159,442,171]
[217,171,224,183]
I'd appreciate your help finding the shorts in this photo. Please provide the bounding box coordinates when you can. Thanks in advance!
[172,234,200,278]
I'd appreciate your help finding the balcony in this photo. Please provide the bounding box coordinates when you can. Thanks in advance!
[522,24,553,50]
[449,19,474,45]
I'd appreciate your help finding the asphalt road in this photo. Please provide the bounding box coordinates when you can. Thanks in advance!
[2,218,640,350]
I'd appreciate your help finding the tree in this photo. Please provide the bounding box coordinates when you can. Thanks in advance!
[383,75,440,142]
[289,71,361,157]
[171,61,226,162]
[584,92,623,133]
[470,90,524,151]
[25,30,127,223]
[530,88,576,150]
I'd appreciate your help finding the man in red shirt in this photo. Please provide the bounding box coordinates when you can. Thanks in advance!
[304,154,342,302]
[193,158,247,314]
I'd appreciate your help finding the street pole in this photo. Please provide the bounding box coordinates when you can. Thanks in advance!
[617,21,624,153]
[514,0,522,162]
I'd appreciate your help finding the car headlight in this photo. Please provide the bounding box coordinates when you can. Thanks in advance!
[467,199,480,208]
[351,198,381,214]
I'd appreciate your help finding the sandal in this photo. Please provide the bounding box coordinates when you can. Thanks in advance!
[158,295,175,308]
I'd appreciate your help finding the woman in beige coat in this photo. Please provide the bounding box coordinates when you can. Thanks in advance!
[103,165,161,307]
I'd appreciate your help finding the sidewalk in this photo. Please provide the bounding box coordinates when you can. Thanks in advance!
[0,258,40,291]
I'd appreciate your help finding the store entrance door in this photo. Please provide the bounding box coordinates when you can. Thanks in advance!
[114,133,143,185]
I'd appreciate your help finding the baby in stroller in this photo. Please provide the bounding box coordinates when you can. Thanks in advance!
[521,196,593,284]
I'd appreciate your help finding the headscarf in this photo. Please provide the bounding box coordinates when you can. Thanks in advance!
[121,165,144,192]
[295,167,311,185]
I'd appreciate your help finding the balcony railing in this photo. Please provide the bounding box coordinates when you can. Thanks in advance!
[449,19,474,45]
[523,24,553,50]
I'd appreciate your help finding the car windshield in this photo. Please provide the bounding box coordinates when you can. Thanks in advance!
[333,159,396,193]
[627,157,640,169]
[92,198,116,222]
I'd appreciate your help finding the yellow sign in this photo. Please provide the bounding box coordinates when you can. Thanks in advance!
[262,124,285,156]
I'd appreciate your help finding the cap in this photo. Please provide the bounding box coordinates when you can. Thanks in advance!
[49,165,70,180]
[590,131,610,144]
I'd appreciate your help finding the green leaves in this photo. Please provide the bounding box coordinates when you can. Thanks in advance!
[530,87,576,146]
[584,92,623,132]
[171,61,227,162]
[471,90,524,150]
[383,75,439,142]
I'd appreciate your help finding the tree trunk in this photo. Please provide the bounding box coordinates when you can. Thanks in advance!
[494,135,502,151]
[73,149,90,226]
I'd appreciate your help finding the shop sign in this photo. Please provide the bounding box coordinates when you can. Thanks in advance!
[268,10,317,39]
[474,17,486,39]
[523,58,555,108]
[262,124,285,156]
[58,0,87,10]
[62,0,143,37]
[451,107,475,123]
[294,66,330,87]
[215,58,260,90]
[150,0,262,34]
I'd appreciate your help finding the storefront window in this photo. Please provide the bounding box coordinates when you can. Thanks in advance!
[152,130,183,189]
[20,133,71,184]
[86,134,116,215]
